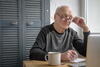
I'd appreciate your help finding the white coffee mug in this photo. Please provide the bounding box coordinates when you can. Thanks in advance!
[45,52,61,65]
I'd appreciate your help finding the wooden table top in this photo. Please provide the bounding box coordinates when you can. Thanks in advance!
[23,60,72,67]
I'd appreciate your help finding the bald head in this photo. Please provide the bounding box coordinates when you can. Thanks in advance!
[54,5,73,18]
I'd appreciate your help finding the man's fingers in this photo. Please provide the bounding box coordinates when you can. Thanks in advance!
[61,50,78,61]
[68,50,78,56]
[67,52,76,61]
[71,50,78,56]
[73,17,80,22]
[67,50,78,61]
[72,16,85,25]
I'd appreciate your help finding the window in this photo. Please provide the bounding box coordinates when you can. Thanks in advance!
[86,0,100,33]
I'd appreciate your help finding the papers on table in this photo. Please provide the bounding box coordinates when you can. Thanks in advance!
[71,58,86,63]
[69,58,86,67]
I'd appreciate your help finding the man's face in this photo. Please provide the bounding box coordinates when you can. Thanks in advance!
[55,7,73,29]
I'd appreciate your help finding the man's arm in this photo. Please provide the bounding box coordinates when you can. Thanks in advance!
[72,31,90,56]
[30,47,46,60]
[29,28,47,61]
[72,16,90,56]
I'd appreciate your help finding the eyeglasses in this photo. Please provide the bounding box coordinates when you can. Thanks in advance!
[57,13,73,22]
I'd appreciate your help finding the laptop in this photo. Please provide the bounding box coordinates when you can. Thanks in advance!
[68,34,100,67]
[86,34,100,67]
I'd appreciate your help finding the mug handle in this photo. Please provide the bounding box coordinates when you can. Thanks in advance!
[45,54,48,61]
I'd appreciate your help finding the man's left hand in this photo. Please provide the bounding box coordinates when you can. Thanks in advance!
[72,16,89,32]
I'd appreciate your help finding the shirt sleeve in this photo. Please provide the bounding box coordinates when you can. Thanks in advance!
[72,31,90,56]
[29,28,47,61]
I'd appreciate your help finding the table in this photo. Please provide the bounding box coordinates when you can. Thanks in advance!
[23,60,86,67]
[23,60,71,67]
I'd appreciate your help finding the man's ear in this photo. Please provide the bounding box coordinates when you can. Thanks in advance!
[54,14,56,20]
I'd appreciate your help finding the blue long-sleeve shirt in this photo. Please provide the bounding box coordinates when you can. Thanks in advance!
[30,23,90,60]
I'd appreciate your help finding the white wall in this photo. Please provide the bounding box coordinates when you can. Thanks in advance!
[50,0,83,38]
[87,0,100,33]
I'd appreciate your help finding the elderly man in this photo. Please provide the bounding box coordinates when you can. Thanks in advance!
[30,5,90,61]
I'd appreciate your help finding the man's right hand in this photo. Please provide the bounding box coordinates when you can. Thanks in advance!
[61,50,78,62]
